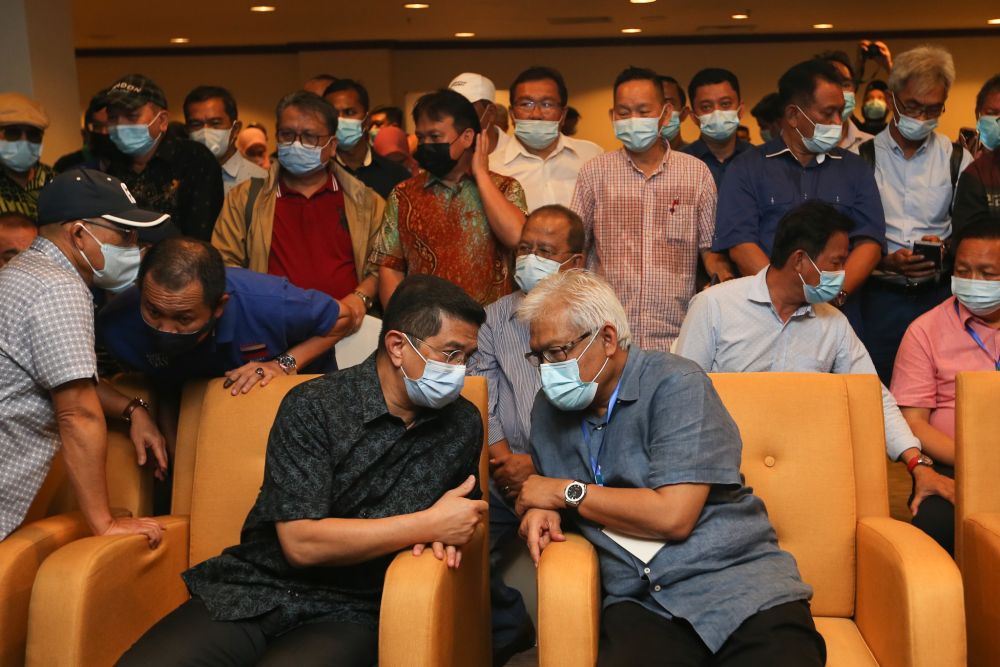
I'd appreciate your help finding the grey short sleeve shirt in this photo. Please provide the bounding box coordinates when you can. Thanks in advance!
[0,237,97,539]
[529,348,812,653]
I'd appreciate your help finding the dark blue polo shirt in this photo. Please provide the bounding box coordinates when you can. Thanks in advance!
[97,267,340,388]
[682,137,752,189]
[711,136,886,255]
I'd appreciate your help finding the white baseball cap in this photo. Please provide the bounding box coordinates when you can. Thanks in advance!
[448,73,496,104]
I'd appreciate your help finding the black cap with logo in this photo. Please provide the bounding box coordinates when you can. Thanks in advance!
[104,74,169,111]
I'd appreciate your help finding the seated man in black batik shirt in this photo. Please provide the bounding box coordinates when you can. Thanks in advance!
[117,274,489,667]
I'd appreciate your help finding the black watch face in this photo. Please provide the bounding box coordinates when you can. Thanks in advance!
[567,484,584,501]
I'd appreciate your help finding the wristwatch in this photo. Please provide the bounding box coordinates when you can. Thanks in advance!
[906,453,935,474]
[121,397,150,424]
[273,353,298,375]
[564,480,588,508]
[352,290,374,312]
[833,290,849,308]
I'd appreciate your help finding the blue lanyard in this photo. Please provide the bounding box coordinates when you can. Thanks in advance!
[581,378,623,486]
[955,301,1000,371]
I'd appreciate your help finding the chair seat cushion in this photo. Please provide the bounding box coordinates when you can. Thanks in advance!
[814,617,878,667]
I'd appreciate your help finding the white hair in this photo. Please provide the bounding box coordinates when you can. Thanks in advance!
[889,45,956,96]
[517,269,632,349]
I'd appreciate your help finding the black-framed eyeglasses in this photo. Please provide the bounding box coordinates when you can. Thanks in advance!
[275,129,332,148]
[407,333,476,366]
[895,98,946,120]
[1,125,43,143]
[81,218,138,246]
[524,330,594,367]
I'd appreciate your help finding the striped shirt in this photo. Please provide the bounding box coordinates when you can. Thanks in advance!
[473,290,537,453]
[570,146,717,351]
[0,163,53,221]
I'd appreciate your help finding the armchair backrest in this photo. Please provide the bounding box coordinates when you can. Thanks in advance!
[955,371,1000,560]
[186,373,490,567]
[708,373,889,619]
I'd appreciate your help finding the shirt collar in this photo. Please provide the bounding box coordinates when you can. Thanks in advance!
[30,236,80,278]
[613,347,644,403]
[356,355,392,424]
[620,142,671,176]
[221,152,242,179]
[276,169,340,197]
[687,138,751,163]
[506,289,526,321]
[881,125,932,156]
[503,132,571,165]
[747,266,816,319]
[336,146,373,169]
[763,134,842,165]
[953,296,995,330]
[423,170,472,191]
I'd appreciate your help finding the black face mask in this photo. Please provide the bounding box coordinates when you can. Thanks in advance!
[145,316,216,356]
[414,137,464,178]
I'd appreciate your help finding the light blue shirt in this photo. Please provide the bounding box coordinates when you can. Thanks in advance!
[222,151,268,194]
[873,128,973,253]
[675,268,921,460]
[473,290,536,453]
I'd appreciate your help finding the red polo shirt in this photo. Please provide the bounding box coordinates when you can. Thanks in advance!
[268,173,358,299]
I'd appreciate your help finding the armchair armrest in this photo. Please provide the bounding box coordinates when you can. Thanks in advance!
[855,516,966,667]
[379,521,490,667]
[537,533,601,667]
[0,512,91,667]
[26,516,191,667]
[961,512,1000,667]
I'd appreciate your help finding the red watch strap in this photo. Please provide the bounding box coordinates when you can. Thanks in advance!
[906,455,922,473]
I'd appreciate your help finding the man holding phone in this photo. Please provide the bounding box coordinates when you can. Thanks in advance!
[856,45,973,384]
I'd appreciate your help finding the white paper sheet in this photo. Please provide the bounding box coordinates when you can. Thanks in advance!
[602,528,666,564]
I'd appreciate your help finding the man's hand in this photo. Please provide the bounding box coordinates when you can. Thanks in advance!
[101,515,166,549]
[491,448,536,500]
[910,466,956,516]
[518,508,566,566]
[414,475,487,568]
[223,360,284,396]
[470,129,490,181]
[337,294,367,336]
[515,474,570,516]
[701,251,736,285]
[859,39,893,70]
[879,248,937,279]
[128,406,168,481]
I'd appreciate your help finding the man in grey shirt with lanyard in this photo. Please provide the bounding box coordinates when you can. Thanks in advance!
[515,270,822,666]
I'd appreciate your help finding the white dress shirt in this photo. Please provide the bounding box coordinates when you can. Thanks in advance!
[489,132,602,212]
[222,151,268,194]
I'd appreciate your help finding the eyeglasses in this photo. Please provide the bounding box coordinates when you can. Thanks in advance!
[1,125,43,143]
[82,218,138,246]
[275,129,332,148]
[407,333,476,366]
[895,98,946,120]
[513,99,562,113]
[524,330,594,367]
[515,243,577,262]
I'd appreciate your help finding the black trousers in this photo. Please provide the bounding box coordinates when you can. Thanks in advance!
[597,600,826,667]
[910,463,956,556]
[116,598,377,667]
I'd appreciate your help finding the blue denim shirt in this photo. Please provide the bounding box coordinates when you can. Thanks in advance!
[529,348,812,652]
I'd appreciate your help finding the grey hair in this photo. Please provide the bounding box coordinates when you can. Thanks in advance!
[889,45,956,96]
[517,269,632,349]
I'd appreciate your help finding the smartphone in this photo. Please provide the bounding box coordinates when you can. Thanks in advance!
[912,241,943,270]
[959,127,978,145]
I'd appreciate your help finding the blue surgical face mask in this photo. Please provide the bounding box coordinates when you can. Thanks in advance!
[798,254,846,304]
[109,112,163,156]
[0,140,41,172]
[514,119,561,150]
[401,335,466,409]
[614,108,665,153]
[539,332,609,411]
[659,111,681,141]
[842,92,857,121]
[794,105,842,155]
[335,116,365,150]
[278,139,330,176]
[977,115,1000,152]
[698,109,740,142]
[514,253,574,293]
[952,276,1000,316]
[892,97,938,142]
[75,224,142,293]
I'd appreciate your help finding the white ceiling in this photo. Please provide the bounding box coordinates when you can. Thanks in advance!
[73,0,1000,49]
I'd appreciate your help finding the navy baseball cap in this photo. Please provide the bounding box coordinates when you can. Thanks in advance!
[37,169,171,239]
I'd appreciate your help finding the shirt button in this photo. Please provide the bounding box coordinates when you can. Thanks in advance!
[653,585,661,592]
[764,456,776,467]
[643,567,651,575]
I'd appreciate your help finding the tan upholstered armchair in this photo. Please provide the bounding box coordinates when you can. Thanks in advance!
[537,373,966,667]
[956,371,1000,667]
[26,375,491,667]
[0,375,156,667]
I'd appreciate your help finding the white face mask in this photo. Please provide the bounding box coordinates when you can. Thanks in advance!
[75,224,142,293]
[189,127,233,159]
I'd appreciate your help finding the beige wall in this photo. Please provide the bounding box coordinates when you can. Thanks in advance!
[75,34,1000,158]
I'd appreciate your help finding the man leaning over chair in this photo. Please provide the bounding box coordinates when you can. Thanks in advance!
[515,270,824,666]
